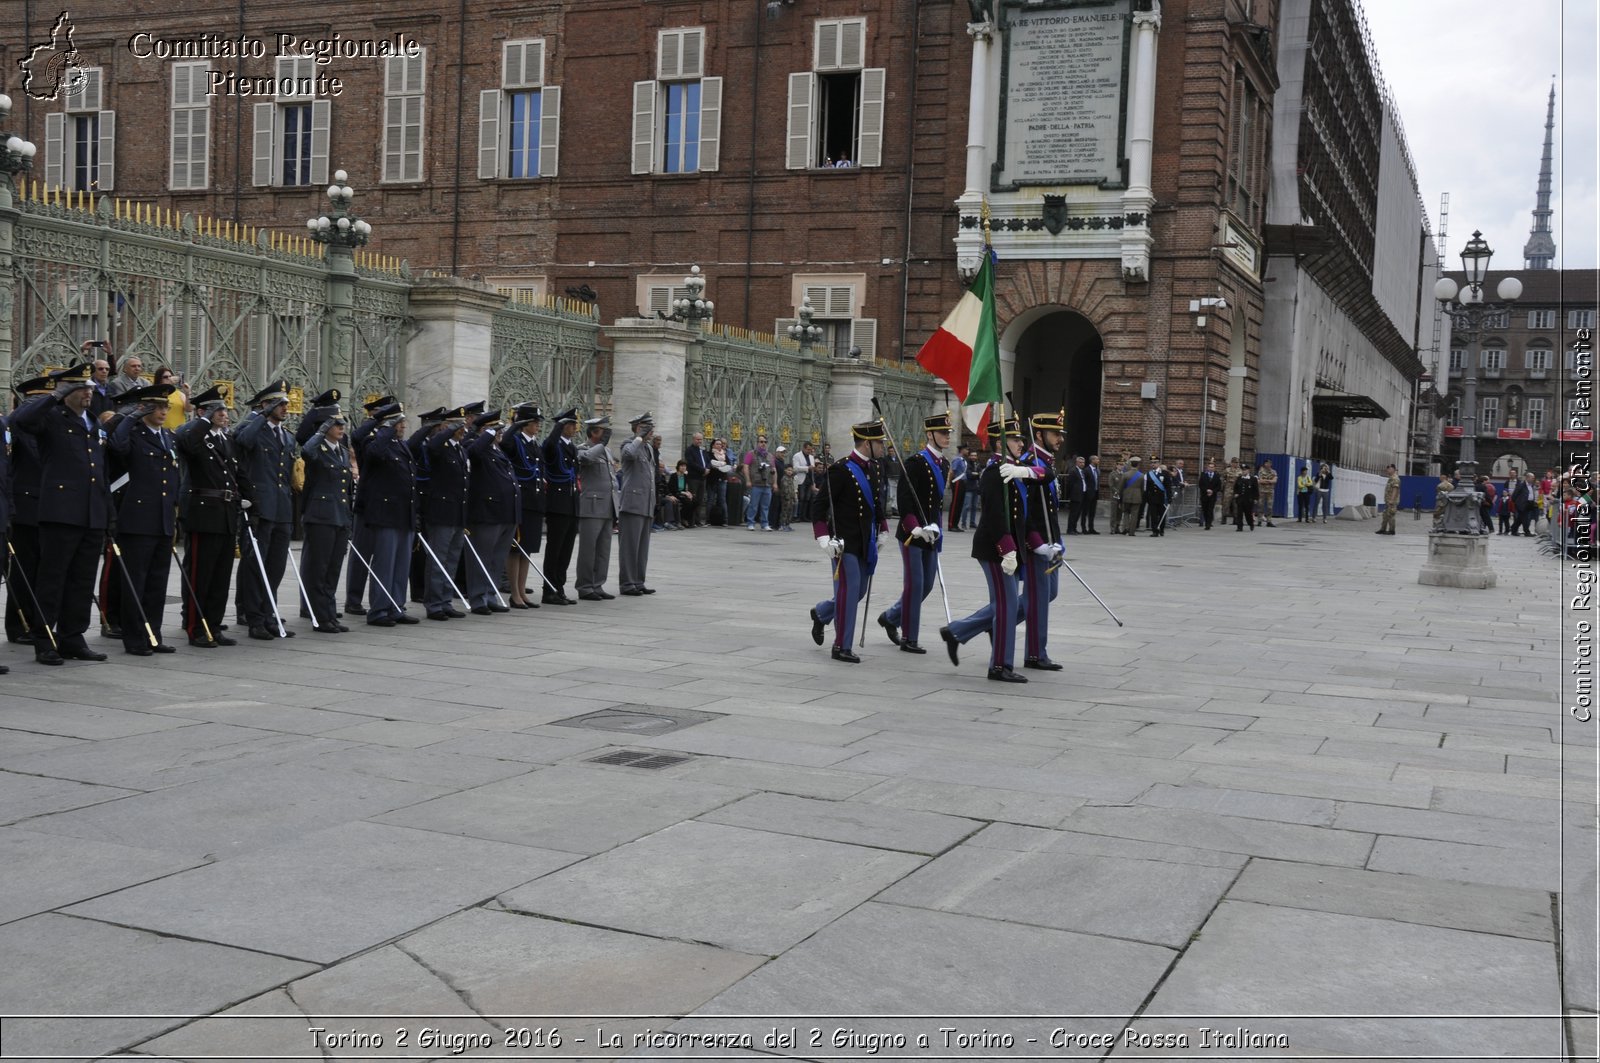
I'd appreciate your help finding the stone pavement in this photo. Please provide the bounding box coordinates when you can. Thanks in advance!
[0,511,1593,1062]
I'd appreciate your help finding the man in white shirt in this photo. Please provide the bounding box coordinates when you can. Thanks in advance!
[790,441,817,522]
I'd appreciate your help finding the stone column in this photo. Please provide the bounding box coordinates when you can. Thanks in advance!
[404,276,504,411]
[954,17,996,278]
[827,360,882,455]
[603,317,699,460]
[1121,3,1161,282]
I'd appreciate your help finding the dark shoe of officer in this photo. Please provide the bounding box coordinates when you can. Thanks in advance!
[333,624,351,633]
[126,645,154,656]
[877,613,901,646]
[900,641,927,655]
[580,591,607,601]
[471,605,493,615]
[443,606,466,618]
[639,587,656,595]
[831,646,861,664]
[427,611,451,621]
[102,624,124,640]
[987,666,1028,683]
[214,634,239,646]
[35,647,64,666]
[809,607,826,646]
[249,625,276,640]
[153,644,176,653]
[488,602,511,613]
[345,604,368,616]
[939,626,960,666]
[542,592,570,606]
[312,623,341,635]
[188,636,218,648]
[278,627,296,638]
[394,614,420,625]
[620,588,644,596]
[62,647,108,662]
[367,617,397,627]
[9,632,34,644]
[598,590,618,599]
[1024,657,1064,671]
[0,663,7,674]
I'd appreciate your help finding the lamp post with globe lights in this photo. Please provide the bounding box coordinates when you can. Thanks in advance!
[659,265,714,327]
[0,93,39,200]
[1433,231,1522,534]
[304,169,372,398]
[787,297,825,356]
[305,169,373,255]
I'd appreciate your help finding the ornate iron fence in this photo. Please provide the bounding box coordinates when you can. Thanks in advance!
[685,325,828,454]
[488,293,607,417]
[876,360,943,457]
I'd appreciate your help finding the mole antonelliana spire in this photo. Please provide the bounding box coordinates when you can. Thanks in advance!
[1523,82,1557,270]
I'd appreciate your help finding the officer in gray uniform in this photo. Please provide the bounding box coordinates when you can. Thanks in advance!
[617,412,657,596]
[575,416,619,600]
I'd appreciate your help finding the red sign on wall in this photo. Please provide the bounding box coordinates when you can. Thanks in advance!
[1558,429,1595,442]
[1443,426,1465,438]
[1497,428,1533,440]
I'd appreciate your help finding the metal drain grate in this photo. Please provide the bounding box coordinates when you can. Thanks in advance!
[553,705,723,736]
[586,750,694,770]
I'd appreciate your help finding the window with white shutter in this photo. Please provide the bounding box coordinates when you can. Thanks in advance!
[789,276,870,358]
[382,50,426,183]
[1570,309,1597,329]
[787,21,883,169]
[170,62,210,190]
[250,59,330,186]
[638,274,701,318]
[1527,398,1545,433]
[46,66,114,191]
[478,39,561,179]
[1526,347,1552,373]
[633,29,720,174]
[1527,309,1555,329]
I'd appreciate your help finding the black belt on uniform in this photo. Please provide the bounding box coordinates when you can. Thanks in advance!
[193,488,236,502]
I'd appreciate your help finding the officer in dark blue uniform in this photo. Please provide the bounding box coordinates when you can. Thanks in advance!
[358,403,419,627]
[233,380,296,639]
[878,412,952,654]
[1018,410,1065,670]
[342,395,395,617]
[0,388,14,674]
[299,413,355,632]
[809,419,890,663]
[5,376,51,648]
[175,385,242,648]
[295,388,342,445]
[501,403,545,608]
[405,406,445,604]
[420,407,470,621]
[466,409,519,614]
[11,364,113,665]
[541,408,580,605]
[106,383,181,656]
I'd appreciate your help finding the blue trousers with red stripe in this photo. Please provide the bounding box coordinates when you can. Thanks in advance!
[1018,550,1059,659]
[814,551,868,650]
[882,541,939,645]
[946,559,1019,670]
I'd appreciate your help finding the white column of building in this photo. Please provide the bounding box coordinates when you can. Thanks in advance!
[955,16,996,277]
[1121,3,1161,281]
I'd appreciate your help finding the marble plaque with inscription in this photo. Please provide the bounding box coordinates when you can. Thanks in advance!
[997,1,1131,188]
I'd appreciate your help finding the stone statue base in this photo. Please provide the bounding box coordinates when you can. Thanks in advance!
[1417,532,1497,590]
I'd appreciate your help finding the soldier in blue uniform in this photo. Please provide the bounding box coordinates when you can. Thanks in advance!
[5,376,51,648]
[466,409,519,614]
[877,412,952,654]
[11,364,112,665]
[358,403,420,627]
[1017,410,1065,671]
[501,403,545,609]
[232,380,297,639]
[342,395,394,617]
[419,407,470,621]
[0,387,14,673]
[175,385,242,648]
[105,383,181,656]
[939,415,1033,683]
[299,413,355,633]
[541,408,580,605]
[808,419,889,664]
[294,388,342,622]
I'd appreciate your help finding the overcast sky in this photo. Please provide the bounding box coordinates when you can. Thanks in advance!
[1362,0,1597,271]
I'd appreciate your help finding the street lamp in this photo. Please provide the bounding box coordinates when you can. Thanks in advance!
[1433,230,1522,533]
[659,264,714,326]
[787,297,824,354]
[305,169,373,252]
[0,94,39,189]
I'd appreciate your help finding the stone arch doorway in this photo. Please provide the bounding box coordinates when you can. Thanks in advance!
[1491,453,1528,479]
[1002,307,1104,459]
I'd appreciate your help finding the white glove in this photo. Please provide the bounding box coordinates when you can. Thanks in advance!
[1000,551,1018,576]
[1032,541,1054,558]
[1051,542,1064,560]
[817,535,843,559]
[912,525,940,544]
[999,464,1038,482]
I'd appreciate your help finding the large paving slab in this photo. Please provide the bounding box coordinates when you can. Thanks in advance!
[499,820,924,954]
[66,821,577,963]
[1127,900,1562,1058]
[697,791,982,854]
[0,826,202,926]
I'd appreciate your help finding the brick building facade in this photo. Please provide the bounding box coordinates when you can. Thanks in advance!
[5,0,1438,470]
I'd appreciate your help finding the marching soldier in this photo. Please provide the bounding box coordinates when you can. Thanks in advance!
[6,376,51,648]
[1018,410,1065,670]
[419,407,470,621]
[465,409,519,614]
[298,413,355,632]
[358,403,420,627]
[501,403,545,608]
[175,386,242,648]
[233,380,296,639]
[105,383,181,655]
[938,414,1031,683]
[11,365,113,665]
[877,412,952,654]
[575,416,618,601]
[809,418,889,663]
[342,395,394,617]
[617,412,657,596]
[541,408,580,605]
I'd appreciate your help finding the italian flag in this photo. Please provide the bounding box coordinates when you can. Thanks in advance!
[915,251,1002,439]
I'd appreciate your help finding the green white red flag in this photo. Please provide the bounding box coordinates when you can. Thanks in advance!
[915,251,1001,439]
